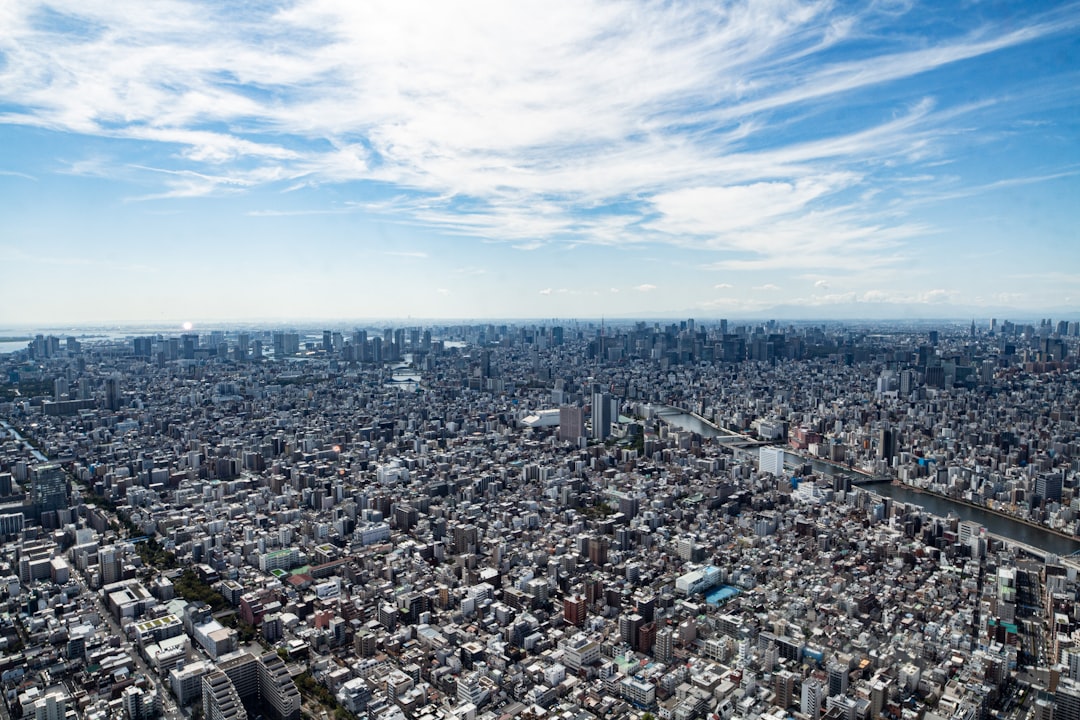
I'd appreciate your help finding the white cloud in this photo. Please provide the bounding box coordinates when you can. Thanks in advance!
[0,169,37,181]
[714,283,734,289]
[814,280,830,288]
[634,284,657,292]
[754,283,781,291]
[538,288,552,295]
[0,0,1071,268]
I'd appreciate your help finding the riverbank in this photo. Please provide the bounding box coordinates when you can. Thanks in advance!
[884,481,1080,544]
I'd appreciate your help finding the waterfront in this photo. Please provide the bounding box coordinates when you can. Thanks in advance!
[653,405,745,439]
[867,482,1080,556]
[654,407,1080,556]
[0,419,49,462]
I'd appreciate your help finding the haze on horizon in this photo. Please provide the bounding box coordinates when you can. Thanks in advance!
[1,0,1078,326]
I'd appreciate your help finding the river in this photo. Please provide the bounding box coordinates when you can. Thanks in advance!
[867,482,1080,556]
[0,419,49,462]
[655,406,1080,556]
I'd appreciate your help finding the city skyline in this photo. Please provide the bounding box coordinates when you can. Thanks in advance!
[1,1,1078,325]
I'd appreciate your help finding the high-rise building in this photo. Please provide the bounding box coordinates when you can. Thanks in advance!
[592,392,613,440]
[802,677,823,720]
[202,669,247,720]
[1056,678,1080,720]
[31,463,68,522]
[828,661,849,697]
[759,447,785,477]
[1036,473,1064,503]
[619,613,645,650]
[588,536,609,566]
[133,336,153,358]
[30,691,68,720]
[258,652,302,720]
[104,374,123,411]
[774,670,797,710]
[655,627,674,663]
[558,406,584,442]
[877,428,896,461]
[564,595,587,627]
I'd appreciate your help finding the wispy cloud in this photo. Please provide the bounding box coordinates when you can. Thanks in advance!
[0,0,1074,270]
[0,169,37,181]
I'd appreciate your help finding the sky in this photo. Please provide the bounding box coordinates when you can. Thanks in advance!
[1,0,1078,326]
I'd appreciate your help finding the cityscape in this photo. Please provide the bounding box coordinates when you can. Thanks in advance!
[3,2,1080,720]
[1,317,1080,720]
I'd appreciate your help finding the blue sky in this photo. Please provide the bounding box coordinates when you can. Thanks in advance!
[1,0,1078,325]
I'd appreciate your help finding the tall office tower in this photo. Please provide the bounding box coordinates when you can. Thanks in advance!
[251,340,262,360]
[182,333,198,359]
[31,464,69,522]
[272,332,285,358]
[383,328,395,360]
[104,374,122,411]
[592,392,613,440]
[898,369,916,395]
[53,378,68,401]
[322,330,333,352]
[237,333,250,361]
[371,337,383,363]
[133,336,153,358]
[352,330,368,361]
[1036,473,1064,503]
[559,406,584,442]
[588,536,609,566]
[877,428,896,461]
[759,446,785,476]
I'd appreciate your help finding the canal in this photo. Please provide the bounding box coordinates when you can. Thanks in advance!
[654,406,1080,556]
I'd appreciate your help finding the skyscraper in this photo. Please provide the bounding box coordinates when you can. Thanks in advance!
[31,464,68,523]
[592,392,613,441]
[104,374,122,411]
[558,406,584,442]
